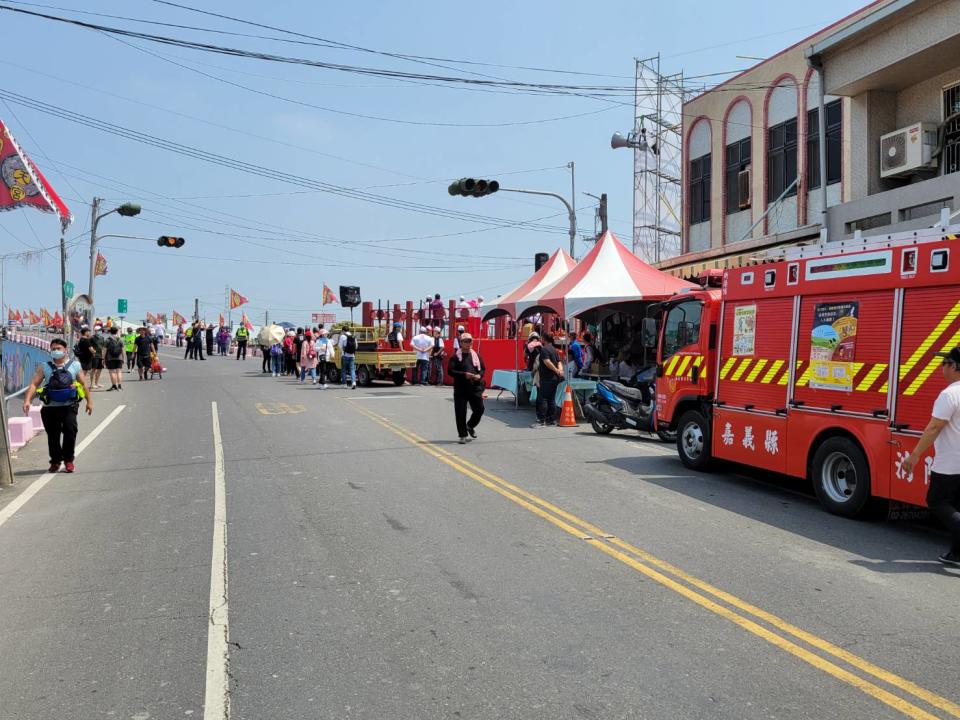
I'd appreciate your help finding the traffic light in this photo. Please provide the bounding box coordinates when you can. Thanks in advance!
[447,178,500,197]
[157,236,185,248]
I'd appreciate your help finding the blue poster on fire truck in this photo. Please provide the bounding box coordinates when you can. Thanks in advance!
[810,301,859,391]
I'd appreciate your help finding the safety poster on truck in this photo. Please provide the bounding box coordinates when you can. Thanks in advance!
[810,301,858,391]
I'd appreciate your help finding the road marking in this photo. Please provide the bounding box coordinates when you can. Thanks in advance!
[350,404,958,720]
[341,395,410,401]
[255,402,305,415]
[204,401,230,720]
[0,405,126,531]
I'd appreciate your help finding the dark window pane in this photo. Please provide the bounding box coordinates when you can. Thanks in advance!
[808,136,821,190]
[769,125,784,149]
[785,143,798,196]
[768,152,784,201]
[726,167,739,214]
[827,131,841,184]
[826,100,841,128]
[785,118,798,145]
[726,144,739,166]
[741,137,751,163]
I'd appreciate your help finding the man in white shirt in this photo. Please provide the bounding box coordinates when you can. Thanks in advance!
[411,327,433,386]
[152,322,165,350]
[904,346,960,567]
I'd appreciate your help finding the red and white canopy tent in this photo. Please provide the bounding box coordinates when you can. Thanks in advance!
[480,248,576,321]
[532,230,695,318]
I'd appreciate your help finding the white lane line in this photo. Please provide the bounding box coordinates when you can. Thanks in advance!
[0,404,126,531]
[204,401,230,720]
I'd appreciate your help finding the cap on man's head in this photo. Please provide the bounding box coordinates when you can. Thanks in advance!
[528,331,540,339]
[936,347,960,365]
[457,325,465,333]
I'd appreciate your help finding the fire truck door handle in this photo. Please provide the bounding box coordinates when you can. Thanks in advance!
[775,408,787,415]
[691,366,699,383]
[789,399,805,407]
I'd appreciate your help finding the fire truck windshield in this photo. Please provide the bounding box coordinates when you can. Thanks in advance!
[662,300,703,358]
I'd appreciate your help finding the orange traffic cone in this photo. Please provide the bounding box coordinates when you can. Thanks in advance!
[558,384,577,427]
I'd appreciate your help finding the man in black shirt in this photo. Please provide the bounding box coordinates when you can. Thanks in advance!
[534,332,565,427]
[89,328,105,388]
[75,328,95,373]
[447,333,485,444]
[134,327,154,380]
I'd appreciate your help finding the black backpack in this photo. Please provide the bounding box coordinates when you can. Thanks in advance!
[387,330,399,348]
[106,337,123,359]
[344,335,357,354]
[43,362,78,404]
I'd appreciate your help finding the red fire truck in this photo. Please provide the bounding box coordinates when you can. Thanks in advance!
[652,223,960,517]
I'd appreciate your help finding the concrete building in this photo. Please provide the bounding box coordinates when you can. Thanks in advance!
[663,0,960,279]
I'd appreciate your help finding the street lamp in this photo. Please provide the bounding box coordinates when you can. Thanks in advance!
[447,162,578,257]
[86,197,141,325]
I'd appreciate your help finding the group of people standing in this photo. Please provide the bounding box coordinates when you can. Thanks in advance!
[177,322,250,360]
[261,326,336,388]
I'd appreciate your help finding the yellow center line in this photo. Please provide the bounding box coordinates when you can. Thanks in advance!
[350,404,959,720]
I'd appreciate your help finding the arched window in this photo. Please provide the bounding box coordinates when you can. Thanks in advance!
[724,100,752,215]
[688,120,711,225]
[766,78,798,202]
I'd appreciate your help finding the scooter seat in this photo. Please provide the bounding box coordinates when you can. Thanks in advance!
[604,381,647,402]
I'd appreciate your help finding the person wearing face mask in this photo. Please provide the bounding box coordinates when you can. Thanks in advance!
[22,338,93,473]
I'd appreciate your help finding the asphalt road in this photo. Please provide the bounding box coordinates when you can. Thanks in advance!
[1,346,958,720]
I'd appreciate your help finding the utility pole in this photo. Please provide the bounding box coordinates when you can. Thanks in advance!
[60,233,69,344]
[599,193,609,234]
[194,298,199,322]
[264,310,269,326]
[568,161,576,257]
[87,196,100,322]
[0,394,13,486]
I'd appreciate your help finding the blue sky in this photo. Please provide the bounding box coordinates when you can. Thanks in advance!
[0,0,866,325]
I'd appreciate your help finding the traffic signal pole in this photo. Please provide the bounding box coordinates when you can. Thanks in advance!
[499,186,577,258]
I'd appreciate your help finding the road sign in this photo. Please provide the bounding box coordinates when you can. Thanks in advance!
[63,281,74,299]
[311,312,336,324]
[117,298,128,314]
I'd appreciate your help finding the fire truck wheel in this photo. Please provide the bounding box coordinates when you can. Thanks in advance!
[811,437,871,518]
[677,410,712,470]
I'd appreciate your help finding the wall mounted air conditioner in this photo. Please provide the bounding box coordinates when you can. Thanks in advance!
[880,122,938,178]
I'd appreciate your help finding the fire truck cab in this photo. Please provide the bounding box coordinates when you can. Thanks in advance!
[654,224,960,517]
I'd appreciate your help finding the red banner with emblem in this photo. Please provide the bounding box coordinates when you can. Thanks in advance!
[0,119,71,231]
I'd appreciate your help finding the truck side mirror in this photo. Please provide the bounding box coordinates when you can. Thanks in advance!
[642,317,657,348]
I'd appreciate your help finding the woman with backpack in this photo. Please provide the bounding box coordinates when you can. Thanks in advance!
[270,341,284,377]
[22,337,93,473]
[104,326,125,391]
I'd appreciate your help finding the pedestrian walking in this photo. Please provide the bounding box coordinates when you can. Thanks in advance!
[235,323,249,360]
[315,328,334,389]
[135,327,154,379]
[152,320,165,350]
[411,326,433,386]
[429,326,446,386]
[205,324,214,357]
[293,328,305,377]
[903,346,960,567]
[339,328,357,389]
[176,323,185,347]
[299,330,318,384]
[89,327,105,388]
[104,326,125,391]
[123,327,137,372]
[532,332,564,427]
[74,327,95,376]
[22,337,93,473]
[447,332,485,444]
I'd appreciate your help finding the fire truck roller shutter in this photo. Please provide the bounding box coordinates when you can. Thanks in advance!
[793,290,893,416]
[714,297,793,474]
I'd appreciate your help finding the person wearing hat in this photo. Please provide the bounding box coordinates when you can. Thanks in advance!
[339,328,357,388]
[453,325,466,351]
[388,321,404,349]
[411,326,433,386]
[447,332,485,444]
[315,328,334,389]
[429,326,447,386]
[903,346,960,567]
